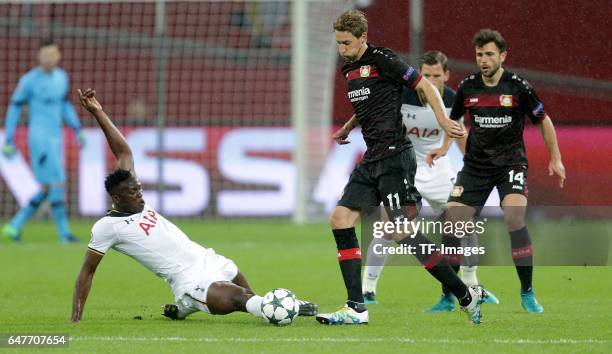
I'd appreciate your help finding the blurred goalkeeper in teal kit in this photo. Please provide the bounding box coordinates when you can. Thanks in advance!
[2,40,83,243]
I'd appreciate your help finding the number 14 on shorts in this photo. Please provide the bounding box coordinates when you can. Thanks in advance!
[508,169,524,185]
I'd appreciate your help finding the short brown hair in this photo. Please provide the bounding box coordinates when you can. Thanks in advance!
[333,10,368,38]
[472,29,507,52]
[420,50,449,71]
[39,38,58,49]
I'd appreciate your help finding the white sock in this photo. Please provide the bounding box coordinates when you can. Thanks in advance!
[245,295,263,317]
[460,265,479,287]
[362,237,392,293]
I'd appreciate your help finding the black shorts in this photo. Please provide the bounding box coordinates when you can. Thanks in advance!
[448,165,528,208]
[338,149,421,219]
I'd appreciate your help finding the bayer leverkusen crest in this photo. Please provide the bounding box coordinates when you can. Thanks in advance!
[451,186,464,197]
[360,65,371,77]
[500,94,513,107]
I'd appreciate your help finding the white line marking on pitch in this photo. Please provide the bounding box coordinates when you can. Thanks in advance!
[71,337,610,345]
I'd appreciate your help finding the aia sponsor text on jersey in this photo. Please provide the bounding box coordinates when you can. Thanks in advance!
[407,127,440,139]
[139,209,158,236]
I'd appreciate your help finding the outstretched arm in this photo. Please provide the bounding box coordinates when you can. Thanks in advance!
[77,89,134,172]
[332,114,359,145]
[71,250,103,322]
[425,133,453,167]
[539,115,565,188]
[425,122,468,167]
[415,79,465,139]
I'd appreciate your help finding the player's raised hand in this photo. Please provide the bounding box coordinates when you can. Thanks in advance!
[77,88,103,113]
[425,147,447,167]
[332,126,351,145]
[441,119,466,139]
[549,159,566,188]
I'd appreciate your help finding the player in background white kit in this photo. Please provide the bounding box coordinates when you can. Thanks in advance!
[362,51,499,311]
[71,89,317,322]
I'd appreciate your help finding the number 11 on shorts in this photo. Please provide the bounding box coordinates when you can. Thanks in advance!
[386,193,401,210]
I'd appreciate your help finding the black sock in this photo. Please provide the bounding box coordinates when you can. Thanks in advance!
[457,290,473,307]
[510,227,533,292]
[442,265,460,296]
[332,228,365,311]
[397,232,469,303]
[440,233,461,296]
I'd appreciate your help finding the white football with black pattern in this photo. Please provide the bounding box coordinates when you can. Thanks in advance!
[261,288,299,326]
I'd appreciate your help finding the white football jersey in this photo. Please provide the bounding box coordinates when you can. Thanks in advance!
[402,103,452,167]
[401,86,457,168]
[88,205,210,295]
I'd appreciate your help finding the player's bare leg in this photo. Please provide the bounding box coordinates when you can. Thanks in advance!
[163,270,317,320]
[501,194,527,230]
[330,205,361,229]
[206,281,256,315]
[163,280,258,320]
[446,201,477,222]
[501,194,543,313]
[231,270,254,292]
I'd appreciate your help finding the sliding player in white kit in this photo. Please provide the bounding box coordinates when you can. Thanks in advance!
[362,51,499,311]
[71,88,317,322]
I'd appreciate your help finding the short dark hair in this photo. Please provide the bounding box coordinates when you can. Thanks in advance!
[333,10,368,38]
[472,29,506,52]
[104,169,132,195]
[419,50,449,71]
[39,38,58,49]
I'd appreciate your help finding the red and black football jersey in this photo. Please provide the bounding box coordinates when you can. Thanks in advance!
[450,70,546,172]
[342,44,422,162]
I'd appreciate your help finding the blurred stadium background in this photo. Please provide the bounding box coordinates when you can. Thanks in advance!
[0,0,611,224]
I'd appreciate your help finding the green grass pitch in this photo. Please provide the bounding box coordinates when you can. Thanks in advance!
[1,220,610,353]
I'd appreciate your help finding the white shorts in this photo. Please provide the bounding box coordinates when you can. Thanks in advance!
[175,248,238,315]
[415,156,456,211]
